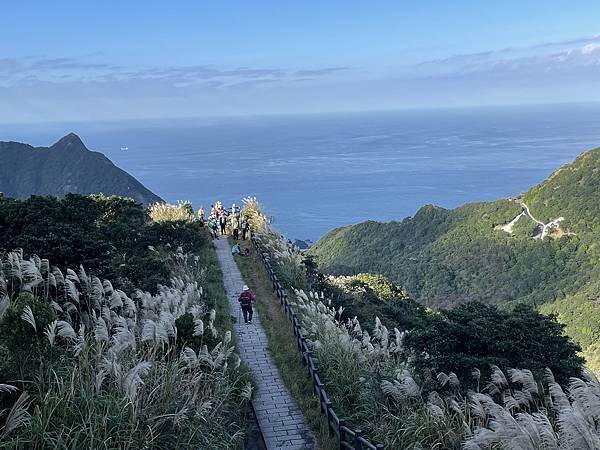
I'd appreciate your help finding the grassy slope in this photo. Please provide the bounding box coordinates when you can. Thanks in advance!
[230,237,337,450]
[310,146,600,369]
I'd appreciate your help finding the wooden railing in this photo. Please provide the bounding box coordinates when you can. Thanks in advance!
[251,236,384,450]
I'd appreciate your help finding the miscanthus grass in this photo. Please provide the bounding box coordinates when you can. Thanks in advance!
[149,201,195,223]
[291,288,600,450]
[242,197,308,290]
[0,248,251,449]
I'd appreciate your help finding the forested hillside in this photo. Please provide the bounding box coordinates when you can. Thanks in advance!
[310,146,600,369]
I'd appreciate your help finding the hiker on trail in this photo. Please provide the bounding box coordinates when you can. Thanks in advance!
[208,216,218,239]
[238,285,255,324]
[241,217,249,240]
[232,215,240,240]
[197,205,205,223]
[219,215,227,235]
[231,243,241,255]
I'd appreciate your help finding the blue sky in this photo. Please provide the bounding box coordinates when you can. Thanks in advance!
[2,1,600,122]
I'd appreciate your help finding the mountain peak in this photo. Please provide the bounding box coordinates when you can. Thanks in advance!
[51,133,86,151]
[0,134,164,205]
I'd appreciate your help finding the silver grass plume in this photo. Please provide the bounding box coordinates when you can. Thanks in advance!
[47,272,56,290]
[52,267,65,292]
[21,259,42,292]
[180,347,199,368]
[77,265,89,293]
[20,305,37,332]
[544,368,571,411]
[109,290,123,309]
[241,383,253,401]
[557,406,600,449]
[103,279,114,296]
[65,279,79,303]
[110,320,136,354]
[509,368,539,396]
[95,317,110,343]
[90,276,104,309]
[0,391,31,439]
[73,324,86,355]
[65,268,79,284]
[381,369,421,401]
[45,320,58,346]
[0,266,7,297]
[193,318,204,336]
[95,369,107,393]
[0,295,9,321]
[56,320,76,340]
[122,361,152,403]
[7,251,23,284]
[486,365,509,395]
[0,384,18,394]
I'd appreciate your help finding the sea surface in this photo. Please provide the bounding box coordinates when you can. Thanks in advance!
[3,103,600,240]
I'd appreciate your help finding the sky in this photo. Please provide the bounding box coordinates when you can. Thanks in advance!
[2,0,600,123]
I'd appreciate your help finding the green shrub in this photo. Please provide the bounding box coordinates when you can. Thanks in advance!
[0,293,62,384]
[406,302,584,387]
[0,194,207,294]
[353,273,408,301]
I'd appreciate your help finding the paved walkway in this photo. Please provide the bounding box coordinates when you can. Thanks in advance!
[214,238,317,450]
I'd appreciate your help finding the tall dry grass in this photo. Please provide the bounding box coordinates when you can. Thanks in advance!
[149,201,195,223]
[0,248,252,448]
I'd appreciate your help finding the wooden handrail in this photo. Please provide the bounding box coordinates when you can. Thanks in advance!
[250,235,384,450]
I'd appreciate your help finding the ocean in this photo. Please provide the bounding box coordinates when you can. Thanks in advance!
[3,103,600,240]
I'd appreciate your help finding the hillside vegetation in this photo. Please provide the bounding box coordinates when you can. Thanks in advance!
[0,196,252,447]
[243,198,590,449]
[0,134,162,205]
[310,146,600,370]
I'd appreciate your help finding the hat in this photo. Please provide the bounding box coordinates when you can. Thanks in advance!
[242,285,249,291]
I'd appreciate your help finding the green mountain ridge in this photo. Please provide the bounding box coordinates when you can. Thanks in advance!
[0,133,163,205]
[310,146,600,369]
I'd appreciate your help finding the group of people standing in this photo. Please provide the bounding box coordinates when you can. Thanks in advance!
[196,201,256,325]
[203,201,250,241]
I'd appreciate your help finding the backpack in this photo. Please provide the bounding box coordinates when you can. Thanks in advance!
[239,292,252,307]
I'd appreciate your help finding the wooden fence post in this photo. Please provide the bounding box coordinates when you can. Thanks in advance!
[338,419,346,450]
[302,349,310,367]
[312,368,319,395]
[325,400,333,436]
[354,430,364,450]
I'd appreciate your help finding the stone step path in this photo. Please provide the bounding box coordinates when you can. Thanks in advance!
[214,238,317,450]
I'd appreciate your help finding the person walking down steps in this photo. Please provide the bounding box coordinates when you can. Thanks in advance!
[238,285,255,324]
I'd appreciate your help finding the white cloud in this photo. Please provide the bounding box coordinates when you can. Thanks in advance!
[581,43,600,55]
[3,34,600,122]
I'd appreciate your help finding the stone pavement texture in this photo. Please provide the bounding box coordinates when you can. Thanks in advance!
[214,237,317,450]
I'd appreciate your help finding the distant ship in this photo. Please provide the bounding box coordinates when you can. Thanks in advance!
[120,146,129,151]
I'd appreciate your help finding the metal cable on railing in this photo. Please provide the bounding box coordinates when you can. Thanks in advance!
[251,236,384,450]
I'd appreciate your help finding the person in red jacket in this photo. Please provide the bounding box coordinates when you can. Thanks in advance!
[238,285,255,324]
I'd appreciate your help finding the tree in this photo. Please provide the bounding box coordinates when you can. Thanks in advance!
[406,302,583,387]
